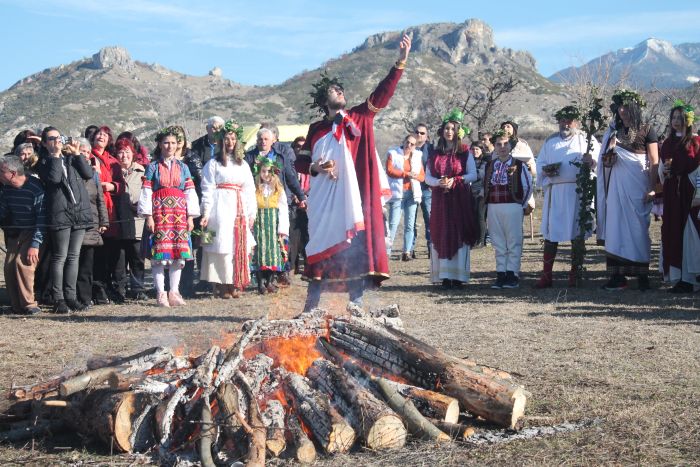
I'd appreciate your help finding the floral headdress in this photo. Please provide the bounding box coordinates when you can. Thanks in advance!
[308,71,345,116]
[489,128,508,144]
[611,89,647,109]
[219,119,244,141]
[156,125,183,142]
[442,108,471,139]
[252,155,283,177]
[554,105,581,121]
[672,99,695,127]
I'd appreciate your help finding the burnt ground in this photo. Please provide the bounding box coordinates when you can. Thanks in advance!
[0,211,698,466]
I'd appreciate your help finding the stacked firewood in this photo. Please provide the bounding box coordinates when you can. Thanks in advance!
[1,306,528,466]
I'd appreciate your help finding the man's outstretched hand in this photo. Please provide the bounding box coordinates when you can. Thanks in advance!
[399,34,411,62]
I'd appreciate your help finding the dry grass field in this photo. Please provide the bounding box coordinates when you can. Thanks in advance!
[0,211,698,466]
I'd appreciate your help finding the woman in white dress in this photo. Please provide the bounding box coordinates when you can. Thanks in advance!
[199,120,257,298]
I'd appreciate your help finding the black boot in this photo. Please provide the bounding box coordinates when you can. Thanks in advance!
[637,274,650,292]
[256,271,265,295]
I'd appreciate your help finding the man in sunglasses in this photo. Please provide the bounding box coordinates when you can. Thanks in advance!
[410,123,433,258]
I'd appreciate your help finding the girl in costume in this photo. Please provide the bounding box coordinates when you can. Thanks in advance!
[199,120,256,299]
[252,157,289,294]
[137,126,200,307]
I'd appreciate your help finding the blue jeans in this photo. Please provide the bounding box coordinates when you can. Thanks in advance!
[411,187,431,252]
[387,191,418,255]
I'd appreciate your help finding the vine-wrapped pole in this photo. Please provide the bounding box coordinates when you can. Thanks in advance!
[570,87,606,283]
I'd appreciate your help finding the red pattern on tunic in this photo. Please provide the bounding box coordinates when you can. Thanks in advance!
[428,147,478,259]
[660,135,700,274]
[302,66,404,285]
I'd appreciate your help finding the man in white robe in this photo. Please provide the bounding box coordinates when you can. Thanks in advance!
[535,106,599,288]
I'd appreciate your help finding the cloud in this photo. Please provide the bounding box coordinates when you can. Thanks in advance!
[496,10,700,47]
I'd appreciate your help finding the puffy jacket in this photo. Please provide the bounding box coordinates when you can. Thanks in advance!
[82,172,109,246]
[37,154,94,230]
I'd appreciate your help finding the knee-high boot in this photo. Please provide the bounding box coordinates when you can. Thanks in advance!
[534,241,558,288]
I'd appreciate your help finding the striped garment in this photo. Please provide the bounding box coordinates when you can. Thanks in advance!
[0,177,46,248]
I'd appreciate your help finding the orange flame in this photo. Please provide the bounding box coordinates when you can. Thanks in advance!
[244,335,323,376]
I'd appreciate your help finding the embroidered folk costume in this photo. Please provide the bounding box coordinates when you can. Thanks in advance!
[138,159,199,263]
[199,156,256,291]
[485,133,534,289]
[425,139,478,286]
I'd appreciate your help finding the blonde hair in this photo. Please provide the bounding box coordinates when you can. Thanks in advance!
[255,167,284,195]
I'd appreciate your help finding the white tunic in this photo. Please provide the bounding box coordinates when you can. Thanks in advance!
[199,158,257,255]
[596,128,652,263]
[537,131,600,242]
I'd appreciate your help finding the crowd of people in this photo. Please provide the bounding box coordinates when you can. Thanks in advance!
[1,37,699,315]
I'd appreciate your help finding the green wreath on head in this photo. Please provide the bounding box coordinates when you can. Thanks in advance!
[554,105,581,121]
[611,89,647,109]
[156,125,183,142]
[308,71,345,116]
[672,99,695,127]
[442,108,471,139]
[252,155,283,177]
[489,128,508,144]
[218,119,244,142]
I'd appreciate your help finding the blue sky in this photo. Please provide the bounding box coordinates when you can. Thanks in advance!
[1,0,699,92]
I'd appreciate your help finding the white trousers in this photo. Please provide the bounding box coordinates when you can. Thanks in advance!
[487,203,524,274]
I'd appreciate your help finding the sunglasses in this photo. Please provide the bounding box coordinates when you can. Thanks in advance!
[46,136,62,142]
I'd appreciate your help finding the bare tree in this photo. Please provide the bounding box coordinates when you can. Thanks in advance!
[460,69,520,133]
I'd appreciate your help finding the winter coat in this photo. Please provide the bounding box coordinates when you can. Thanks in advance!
[82,172,109,246]
[118,163,145,241]
[37,154,94,230]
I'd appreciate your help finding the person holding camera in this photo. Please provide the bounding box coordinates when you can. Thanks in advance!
[37,127,95,313]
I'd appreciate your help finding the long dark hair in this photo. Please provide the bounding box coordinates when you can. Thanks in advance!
[38,126,61,158]
[436,121,461,155]
[614,101,643,131]
[153,127,181,161]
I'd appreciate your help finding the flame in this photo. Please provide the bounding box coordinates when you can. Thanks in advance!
[210,329,239,350]
[244,335,323,376]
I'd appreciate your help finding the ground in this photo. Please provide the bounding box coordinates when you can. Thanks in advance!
[0,211,698,466]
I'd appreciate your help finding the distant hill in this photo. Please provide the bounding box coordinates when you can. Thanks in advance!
[550,38,700,89]
[0,19,569,152]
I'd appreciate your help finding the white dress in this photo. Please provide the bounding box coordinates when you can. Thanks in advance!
[537,132,600,242]
[199,158,257,284]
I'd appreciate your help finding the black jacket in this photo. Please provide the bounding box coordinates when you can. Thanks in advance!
[245,146,306,206]
[37,154,94,230]
[187,135,217,197]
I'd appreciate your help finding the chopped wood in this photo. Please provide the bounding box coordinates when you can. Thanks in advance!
[215,317,267,389]
[384,381,460,423]
[8,369,80,402]
[262,399,286,457]
[216,383,243,440]
[235,371,266,467]
[198,396,216,467]
[156,385,188,447]
[287,412,316,464]
[40,400,70,408]
[308,359,406,450]
[330,321,527,429]
[240,354,274,396]
[283,369,355,454]
[427,418,477,440]
[193,346,221,389]
[319,339,450,444]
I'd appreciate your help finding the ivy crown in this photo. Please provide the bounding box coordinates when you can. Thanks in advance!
[308,71,345,116]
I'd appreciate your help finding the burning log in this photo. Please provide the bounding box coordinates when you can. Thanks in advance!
[283,370,356,454]
[216,382,243,442]
[307,359,406,450]
[235,371,266,467]
[330,321,527,429]
[60,347,173,397]
[192,346,221,389]
[156,385,188,447]
[262,399,286,457]
[384,381,460,424]
[287,412,316,464]
[198,396,216,467]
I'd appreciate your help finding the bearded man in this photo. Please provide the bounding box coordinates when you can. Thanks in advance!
[300,34,411,312]
[534,106,600,288]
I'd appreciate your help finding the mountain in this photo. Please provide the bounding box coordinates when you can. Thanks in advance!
[0,19,568,152]
[550,38,700,89]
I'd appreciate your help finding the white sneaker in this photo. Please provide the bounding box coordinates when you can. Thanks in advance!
[156,291,170,307]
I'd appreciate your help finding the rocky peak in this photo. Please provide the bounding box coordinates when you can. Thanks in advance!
[209,67,223,77]
[91,46,134,71]
[355,19,536,70]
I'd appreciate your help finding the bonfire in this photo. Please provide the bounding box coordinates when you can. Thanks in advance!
[2,305,529,466]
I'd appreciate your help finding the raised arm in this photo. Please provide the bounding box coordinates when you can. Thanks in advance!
[357,34,411,115]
